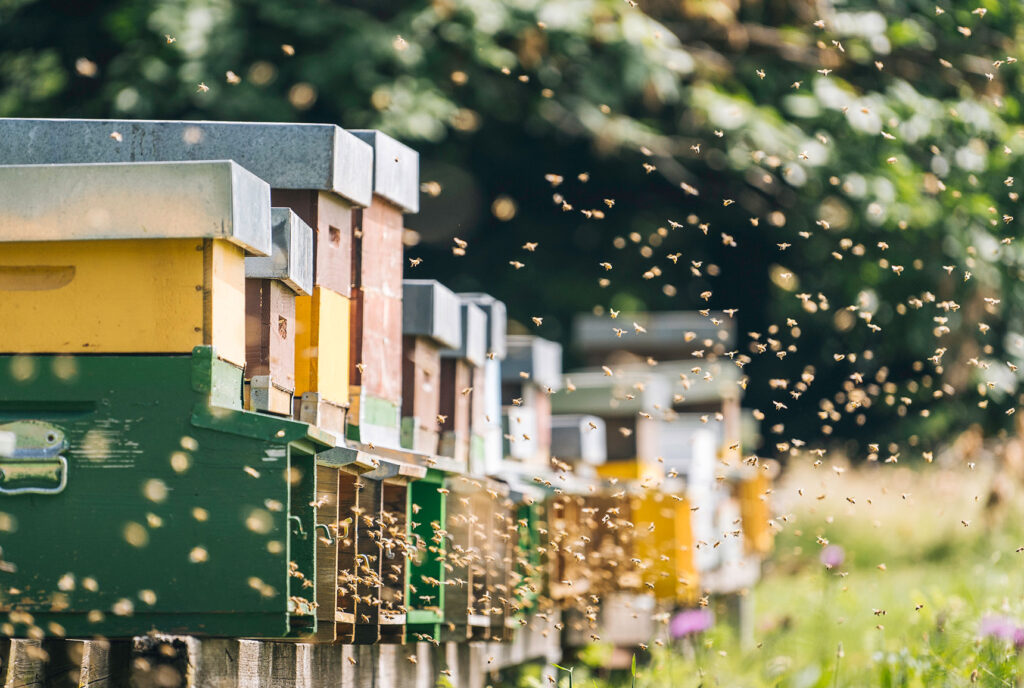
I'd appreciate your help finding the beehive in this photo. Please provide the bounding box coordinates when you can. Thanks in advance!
[631,490,698,602]
[0,118,374,434]
[459,294,508,473]
[245,208,314,415]
[553,367,671,479]
[501,336,562,467]
[551,415,608,470]
[310,446,376,643]
[549,493,638,602]
[400,280,462,454]
[0,161,271,368]
[441,475,499,641]
[405,469,448,642]
[373,459,427,643]
[439,301,487,467]
[0,347,328,638]
[737,470,774,555]
[347,131,419,449]
[506,484,547,619]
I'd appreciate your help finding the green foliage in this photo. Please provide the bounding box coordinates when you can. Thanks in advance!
[3,0,1023,455]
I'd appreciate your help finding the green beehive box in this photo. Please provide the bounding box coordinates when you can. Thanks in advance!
[404,468,447,642]
[0,347,329,638]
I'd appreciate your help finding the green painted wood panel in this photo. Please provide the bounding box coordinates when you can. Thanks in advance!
[0,349,322,638]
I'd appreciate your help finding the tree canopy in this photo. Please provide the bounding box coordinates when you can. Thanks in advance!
[3,0,1022,458]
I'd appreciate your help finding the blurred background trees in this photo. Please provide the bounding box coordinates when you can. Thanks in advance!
[3,0,1022,458]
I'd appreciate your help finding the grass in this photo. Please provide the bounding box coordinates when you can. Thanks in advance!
[510,460,1024,687]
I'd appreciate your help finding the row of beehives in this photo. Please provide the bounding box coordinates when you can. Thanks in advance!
[0,118,772,646]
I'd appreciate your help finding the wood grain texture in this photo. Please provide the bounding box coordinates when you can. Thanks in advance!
[245,279,296,389]
[315,465,341,641]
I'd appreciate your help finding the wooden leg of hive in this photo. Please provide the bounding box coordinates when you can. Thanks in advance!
[4,639,45,688]
[412,642,434,688]
[235,640,269,688]
[352,645,378,688]
[339,645,358,687]
[39,638,128,688]
[190,639,239,688]
[306,643,344,687]
[268,643,312,688]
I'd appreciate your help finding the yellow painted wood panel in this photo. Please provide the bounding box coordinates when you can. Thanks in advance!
[206,240,247,366]
[633,492,678,600]
[0,238,246,365]
[674,497,699,604]
[595,459,663,482]
[294,286,350,405]
[738,472,774,555]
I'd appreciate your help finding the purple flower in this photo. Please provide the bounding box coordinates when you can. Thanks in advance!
[820,544,845,569]
[670,609,714,639]
[980,615,1018,641]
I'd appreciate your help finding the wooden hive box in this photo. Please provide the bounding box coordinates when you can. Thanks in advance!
[501,336,563,469]
[244,208,314,415]
[0,161,271,368]
[508,485,547,619]
[480,478,513,641]
[0,346,331,639]
[631,489,695,602]
[439,301,487,468]
[404,468,449,642]
[400,280,463,455]
[737,469,774,556]
[367,459,428,644]
[0,118,376,435]
[459,293,508,474]
[549,493,638,604]
[440,475,496,641]
[551,414,608,472]
[553,366,673,480]
[311,446,379,643]
[347,131,419,449]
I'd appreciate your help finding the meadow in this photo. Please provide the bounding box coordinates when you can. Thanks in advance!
[515,455,1024,688]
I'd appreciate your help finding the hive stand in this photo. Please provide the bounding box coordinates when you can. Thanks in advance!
[245,208,315,415]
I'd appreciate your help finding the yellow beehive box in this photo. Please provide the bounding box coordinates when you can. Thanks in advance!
[0,239,247,366]
[294,286,351,408]
[595,458,664,483]
[0,161,271,367]
[737,471,774,555]
[632,491,683,601]
[673,496,699,604]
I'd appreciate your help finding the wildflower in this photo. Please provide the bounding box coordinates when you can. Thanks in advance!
[980,614,1018,641]
[669,609,714,638]
[820,544,845,569]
